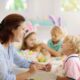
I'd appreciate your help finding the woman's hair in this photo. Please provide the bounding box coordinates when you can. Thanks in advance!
[0,13,25,44]
[64,35,80,54]
[21,32,36,50]
[51,26,64,37]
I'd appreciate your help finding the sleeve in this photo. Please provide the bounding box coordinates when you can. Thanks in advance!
[12,46,32,68]
[58,41,63,51]
[47,40,51,48]
[0,53,9,80]
[64,59,80,80]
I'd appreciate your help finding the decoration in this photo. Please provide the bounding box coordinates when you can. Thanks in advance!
[49,15,61,26]
[26,21,39,32]
[37,54,47,62]
[6,0,27,11]
[17,50,48,63]
[61,0,80,12]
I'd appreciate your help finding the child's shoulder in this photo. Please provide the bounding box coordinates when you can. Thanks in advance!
[64,54,80,64]
[47,39,52,44]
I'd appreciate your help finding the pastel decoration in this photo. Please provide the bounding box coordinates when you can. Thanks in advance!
[49,15,56,25]
[26,21,33,31]
[34,24,40,32]
[49,15,61,26]
[37,54,47,62]
[6,0,27,11]
[28,51,34,55]
[58,17,61,26]
[26,21,39,32]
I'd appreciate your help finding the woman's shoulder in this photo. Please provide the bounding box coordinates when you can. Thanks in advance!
[0,43,5,58]
[10,44,17,49]
[0,43,5,51]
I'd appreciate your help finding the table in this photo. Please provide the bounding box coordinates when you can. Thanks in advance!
[28,57,64,80]
[15,57,65,80]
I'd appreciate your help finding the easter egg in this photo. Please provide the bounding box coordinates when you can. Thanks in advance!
[37,55,47,62]
[28,51,33,55]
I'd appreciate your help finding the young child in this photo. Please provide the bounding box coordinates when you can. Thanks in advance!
[57,35,80,80]
[20,28,59,57]
[21,31,37,50]
[48,26,64,52]
[20,31,51,62]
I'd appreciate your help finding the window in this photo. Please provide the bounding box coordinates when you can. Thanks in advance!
[6,0,27,11]
[61,0,80,12]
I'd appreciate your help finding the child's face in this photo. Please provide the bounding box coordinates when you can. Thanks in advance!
[51,33,62,42]
[62,40,74,55]
[25,34,37,48]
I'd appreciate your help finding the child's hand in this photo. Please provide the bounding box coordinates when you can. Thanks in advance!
[41,63,52,72]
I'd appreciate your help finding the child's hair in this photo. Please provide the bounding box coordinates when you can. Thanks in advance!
[64,35,80,54]
[20,32,36,50]
[51,26,64,38]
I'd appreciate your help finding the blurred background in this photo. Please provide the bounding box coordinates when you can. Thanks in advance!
[0,0,80,42]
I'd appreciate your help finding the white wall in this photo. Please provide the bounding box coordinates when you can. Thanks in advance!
[27,0,80,35]
[61,12,80,35]
[0,0,80,42]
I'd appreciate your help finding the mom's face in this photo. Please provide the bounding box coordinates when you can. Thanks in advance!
[12,22,26,42]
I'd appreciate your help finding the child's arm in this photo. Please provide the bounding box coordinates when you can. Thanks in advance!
[46,47,60,57]
[41,49,51,57]
[41,43,60,57]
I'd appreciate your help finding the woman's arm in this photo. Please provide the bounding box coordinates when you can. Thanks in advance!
[16,64,37,80]
[12,45,32,68]
[16,71,30,80]
[13,52,31,68]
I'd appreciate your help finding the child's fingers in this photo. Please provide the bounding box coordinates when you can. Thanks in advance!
[43,64,52,72]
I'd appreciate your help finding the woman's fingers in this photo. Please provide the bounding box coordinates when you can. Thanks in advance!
[29,64,38,73]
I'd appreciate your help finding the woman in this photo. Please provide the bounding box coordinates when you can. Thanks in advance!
[0,14,51,80]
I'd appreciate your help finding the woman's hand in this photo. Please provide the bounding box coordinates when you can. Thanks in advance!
[30,62,52,72]
[29,63,38,74]
[16,63,38,80]
[56,76,62,80]
[56,76,68,80]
